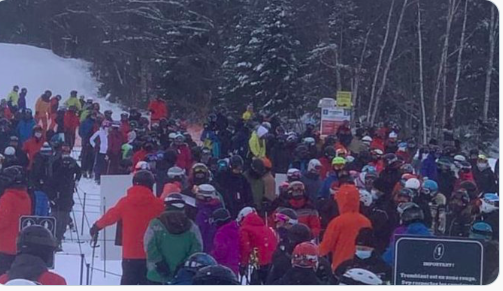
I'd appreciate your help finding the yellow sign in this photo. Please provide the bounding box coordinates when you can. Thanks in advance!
[336,91,352,108]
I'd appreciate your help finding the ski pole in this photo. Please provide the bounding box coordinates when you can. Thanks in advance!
[90,234,97,284]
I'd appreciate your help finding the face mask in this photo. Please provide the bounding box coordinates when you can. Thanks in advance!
[35,132,42,138]
[355,249,372,260]
[477,163,488,171]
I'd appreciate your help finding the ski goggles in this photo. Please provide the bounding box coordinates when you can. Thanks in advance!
[274,213,298,225]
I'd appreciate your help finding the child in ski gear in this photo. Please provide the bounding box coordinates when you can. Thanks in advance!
[211,208,240,274]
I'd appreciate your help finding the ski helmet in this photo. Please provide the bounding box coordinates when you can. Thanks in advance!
[0,165,27,187]
[332,156,346,167]
[399,202,424,225]
[164,193,186,211]
[421,180,439,196]
[17,225,57,265]
[383,153,402,168]
[469,222,493,241]
[4,146,15,156]
[362,136,372,143]
[287,223,313,245]
[192,265,239,285]
[274,208,299,225]
[167,166,185,180]
[307,159,322,173]
[287,168,302,181]
[291,242,319,269]
[135,161,151,172]
[184,252,217,270]
[303,137,316,146]
[195,184,217,201]
[405,178,421,190]
[237,207,256,224]
[400,163,415,175]
[324,146,336,160]
[397,188,415,202]
[211,208,231,226]
[4,279,38,285]
[359,189,373,207]
[339,268,383,285]
[480,193,499,214]
[132,170,155,190]
[288,181,306,198]
[436,157,453,170]
[229,155,244,170]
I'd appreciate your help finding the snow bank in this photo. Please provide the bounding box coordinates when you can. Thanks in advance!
[0,43,121,113]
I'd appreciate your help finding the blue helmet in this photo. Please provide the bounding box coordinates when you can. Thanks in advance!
[184,253,217,270]
[421,180,438,196]
[469,222,493,241]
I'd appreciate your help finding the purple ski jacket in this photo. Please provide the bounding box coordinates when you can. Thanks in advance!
[211,220,240,274]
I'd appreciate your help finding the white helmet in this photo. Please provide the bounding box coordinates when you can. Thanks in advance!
[405,178,421,190]
[359,190,373,207]
[389,131,398,139]
[168,132,177,140]
[237,207,256,224]
[3,146,15,156]
[4,279,38,285]
[303,137,315,146]
[362,136,372,143]
[135,161,151,171]
[307,159,322,172]
[167,166,185,179]
[340,268,383,285]
[454,155,466,163]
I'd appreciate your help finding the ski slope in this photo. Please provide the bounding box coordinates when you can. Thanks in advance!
[0,43,121,113]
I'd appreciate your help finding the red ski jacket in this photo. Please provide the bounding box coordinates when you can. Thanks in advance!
[174,144,192,173]
[148,100,168,121]
[0,271,66,285]
[63,111,80,132]
[107,130,124,156]
[239,212,278,267]
[22,137,45,170]
[95,185,164,259]
[0,188,32,254]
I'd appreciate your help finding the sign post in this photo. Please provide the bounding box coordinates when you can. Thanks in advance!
[336,91,352,108]
[393,236,484,285]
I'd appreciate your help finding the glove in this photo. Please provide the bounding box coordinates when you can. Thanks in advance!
[89,224,101,245]
[239,265,247,277]
[155,261,171,277]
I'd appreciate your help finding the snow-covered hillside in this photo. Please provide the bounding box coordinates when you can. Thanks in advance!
[0,43,120,113]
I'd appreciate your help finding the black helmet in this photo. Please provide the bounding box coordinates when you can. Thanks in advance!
[211,208,231,226]
[229,155,244,169]
[192,265,239,285]
[400,202,424,225]
[132,170,155,190]
[184,253,217,271]
[104,110,112,116]
[0,166,27,187]
[383,153,402,168]
[324,146,336,159]
[17,225,57,265]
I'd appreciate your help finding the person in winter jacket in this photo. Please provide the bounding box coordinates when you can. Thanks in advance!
[16,88,27,112]
[148,96,168,125]
[382,202,432,266]
[373,153,403,196]
[244,158,267,212]
[144,194,202,284]
[334,228,391,283]
[473,155,497,194]
[132,142,153,170]
[301,159,323,202]
[242,104,254,121]
[6,86,19,112]
[282,181,321,238]
[262,157,276,202]
[239,211,278,285]
[0,99,13,120]
[318,156,346,199]
[35,90,52,134]
[319,184,372,271]
[0,166,32,276]
[63,106,80,149]
[478,193,499,241]
[90,121,110,184]
[270,134,291,174]
[48,145,81,247]
[79,113,98,178]
[63,90,82,112]
[160,166,185,200]
[16,109,36,145]
[319,146,336,179]
[249,125,268,159]
[420,151,438,181]
[384,132,398,154]
[30,142,55,216]
[211,208,240,274]
[171,253,218,285]
[107,123,124,175]
[421,180,447,235]
[89,171,164,285]
[172,133,192,172]
[4,136,28,169]
[22,125,45,170]
[273,242,322,285]
[48,95,61,131]
[215,155,254,219]
[446,189,475,237]
[0,225,66,285]
[195,184,222,253]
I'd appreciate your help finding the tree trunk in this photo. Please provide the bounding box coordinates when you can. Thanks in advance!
[417,0,427,144]
[370,0,408,125]
[367,0,395,123]
[430,0,456,137]
[353,27,371,123]
[449,0,468,121]
[483,4,496,122]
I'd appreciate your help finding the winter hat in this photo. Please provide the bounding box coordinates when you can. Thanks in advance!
[257,125,268,138]
[40,142,52,156]
[211,208,231,226]
[355,227,375,248]
[287,223,313,245]
[4,146,15,156]
[164,193,186,211]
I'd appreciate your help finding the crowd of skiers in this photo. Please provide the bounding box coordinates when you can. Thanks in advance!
[0,85,500,285]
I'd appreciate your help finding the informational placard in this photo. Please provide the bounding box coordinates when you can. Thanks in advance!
[336,91,352,108]
[394,236,484,285]
[320,106,351,136]
[19,216,57,269]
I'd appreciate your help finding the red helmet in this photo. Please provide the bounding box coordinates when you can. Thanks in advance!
[292,242,319,269]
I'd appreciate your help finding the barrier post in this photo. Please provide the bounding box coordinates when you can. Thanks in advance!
[80,253,85,285]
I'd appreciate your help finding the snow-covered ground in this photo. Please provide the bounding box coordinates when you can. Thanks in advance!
[0,43,121,114]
